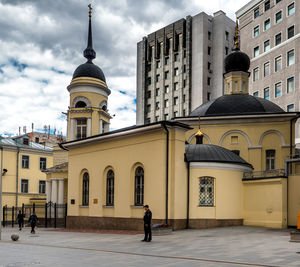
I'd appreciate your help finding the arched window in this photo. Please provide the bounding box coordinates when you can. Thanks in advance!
[199,177,214,206]
[106,170,114,206]
[75,101,87,108]
[134,167,144,206]
[82,172,89,206]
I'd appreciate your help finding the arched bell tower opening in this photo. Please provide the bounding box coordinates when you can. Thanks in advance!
[67,4,112,141]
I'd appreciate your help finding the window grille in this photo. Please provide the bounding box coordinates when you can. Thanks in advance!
[82,172,89,206]
[199,177,214,206]
[134,167,144,206]
[106,170,114,206]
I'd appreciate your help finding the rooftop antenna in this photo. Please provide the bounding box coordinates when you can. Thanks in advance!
[83,4,96,62]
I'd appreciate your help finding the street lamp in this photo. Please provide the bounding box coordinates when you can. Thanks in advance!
[0,147,6,240]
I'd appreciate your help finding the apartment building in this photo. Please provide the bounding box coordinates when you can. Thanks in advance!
[136,11,235,125]
[236,0,299,140]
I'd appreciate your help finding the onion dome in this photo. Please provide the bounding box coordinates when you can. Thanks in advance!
[185,144,253,169]
[72,4,106,83]
[224,50,250,73]
[189,94,284,117]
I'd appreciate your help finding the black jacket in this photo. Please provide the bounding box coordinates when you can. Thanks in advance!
[143,209,152,225]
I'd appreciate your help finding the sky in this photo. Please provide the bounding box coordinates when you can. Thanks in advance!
[0,0,250,137]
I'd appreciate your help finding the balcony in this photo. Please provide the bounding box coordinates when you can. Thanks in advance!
[243,169,286,180]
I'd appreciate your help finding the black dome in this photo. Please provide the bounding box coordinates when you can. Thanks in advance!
[73,61,106,82]
[189,94,284,117]
[224,50,250,73]
[185,144,253,169]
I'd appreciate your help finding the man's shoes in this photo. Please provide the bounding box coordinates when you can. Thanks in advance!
[146,240,151,242]
[141,239,146,242]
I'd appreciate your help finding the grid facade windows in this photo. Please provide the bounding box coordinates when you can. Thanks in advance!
[155,102,160,110]
[288,3,295,16]
[225,31,229,40]
[174,53,179,62]
[275,82,282,98]
[275,56,282,72]
[276,0,281,3]
[287,77,295,93]
[147,90,151,99]
[174,68,179,76]
[174,82,179,91]
[199,177,214,206]
[254,46,259,57]
[156,88,160,96]
[287,50,295,66]
[173,111,178,118]
[253,91,259,97]
[164,114,169,120]
[208,31,211,40]
[275,33,281,45]
[156,60,161,68]
[164,71,169,79]
[208,46,211,55]
[288,26,294,39]
[164,99,169,108]
[264,18,270,31]
[165,57,169,65]
[21,179,29,193]
[254,7,260,18]
[287,104,295,112]
[22,155,29,169]
[254,26,259,37]
[253,67,259,81]
[164,85,169,94]
[147,104,151,112]
[264,87,270,100]
[275,11,282,23]
[225,47,229,55]
[264,0,270,12]
[39,180,46,194]
[207,77,211,85]
[264,62,270,77]
[264,40,270,52]
[156,74,160,82]
[174,97,179,105]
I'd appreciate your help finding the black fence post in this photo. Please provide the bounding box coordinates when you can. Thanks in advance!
[45,203,47,228]
[54,203,57,228]
[64,203,67,228]
[22,204,24,228]
[12,206,14,227]
[33,203,35,214]
[2,205,5,227]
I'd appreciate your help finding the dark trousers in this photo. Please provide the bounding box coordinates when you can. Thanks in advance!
[31,223,36,233]
[144,224,152,241]
[18,221,22,230]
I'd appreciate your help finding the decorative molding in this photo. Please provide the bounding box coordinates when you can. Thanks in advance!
[218,130,252,147]
[72,96,91,108]
[190,162,252,172]
[258,130,286,146]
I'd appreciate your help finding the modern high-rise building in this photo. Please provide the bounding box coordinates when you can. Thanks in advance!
[136,11,235,125]
[236,0,300,141]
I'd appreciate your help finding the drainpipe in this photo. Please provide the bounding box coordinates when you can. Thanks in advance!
[162,123,169,225]
[16,147,19,209]
[0,147,3,240]
[186,161,190,229]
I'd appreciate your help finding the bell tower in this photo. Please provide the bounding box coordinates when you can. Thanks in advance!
[67,4,111,141]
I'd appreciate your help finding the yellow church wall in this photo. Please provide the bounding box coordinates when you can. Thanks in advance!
[189,168,243,220]
[168,128,188,220]
[288,175,300,226]
[243,178,287,228]
[185,119,291,173]
[67,129,169,220]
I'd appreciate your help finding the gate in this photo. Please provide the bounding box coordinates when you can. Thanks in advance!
[2,202,67,228]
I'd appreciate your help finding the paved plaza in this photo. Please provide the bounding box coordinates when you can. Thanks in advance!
[0,226,300,266]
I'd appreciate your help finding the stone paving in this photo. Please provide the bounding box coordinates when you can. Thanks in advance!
[0,226,300,266]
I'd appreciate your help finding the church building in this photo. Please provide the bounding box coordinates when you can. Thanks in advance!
[57,8,300,231]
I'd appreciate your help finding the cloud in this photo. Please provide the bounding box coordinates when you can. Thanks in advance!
[0,0,250,136]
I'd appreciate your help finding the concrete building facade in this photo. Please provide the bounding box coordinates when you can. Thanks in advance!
[236,0,300,140]
[136,11,235,125]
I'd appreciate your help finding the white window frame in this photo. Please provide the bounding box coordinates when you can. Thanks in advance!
[263,18,271,31]
[275,10,283,24]
[275,81,282,98]
[253,25,260,37]
[287,2,295,17]
[254,46,260,57]
[264,39,270,52]
[264,61,270,77]
[275,55,282,72]
[275,32,282,46]
[287,49,295,66]
[287,104,295,112]
[21,179,29,193]
[39,157,47,170]
[39,180,46,194]
[287,25,295,39]
[253,67,259,81]
[287,76,295,93]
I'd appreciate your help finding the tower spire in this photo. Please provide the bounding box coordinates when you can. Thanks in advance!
[84,4,96,62]
[233,19,240,51]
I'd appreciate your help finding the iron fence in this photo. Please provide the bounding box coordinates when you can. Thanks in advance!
[2,202,67,228]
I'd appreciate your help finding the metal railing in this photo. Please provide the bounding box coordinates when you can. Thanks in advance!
[243,169,285,179]
[2,202,67,228]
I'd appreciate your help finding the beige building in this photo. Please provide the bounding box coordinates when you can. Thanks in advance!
[236,0,300,141]
[58,8,300,230]
[0,134,53,207]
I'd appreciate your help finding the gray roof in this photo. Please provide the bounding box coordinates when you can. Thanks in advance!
[185,144,253,169]
[0,135,53,152]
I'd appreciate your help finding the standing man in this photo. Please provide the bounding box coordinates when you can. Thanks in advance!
[142,204,152,242]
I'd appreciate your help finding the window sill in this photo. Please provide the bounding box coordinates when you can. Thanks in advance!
[198,205,215,207]
[79,205,89,208]
[103,205,114,208]
[130,205,144,209]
